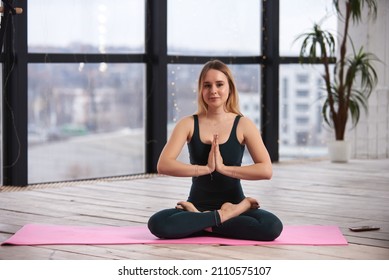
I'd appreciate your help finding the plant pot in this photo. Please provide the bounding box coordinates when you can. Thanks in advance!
[328,140,351,163]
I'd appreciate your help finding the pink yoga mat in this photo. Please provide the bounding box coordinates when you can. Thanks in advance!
[1,224,348,246]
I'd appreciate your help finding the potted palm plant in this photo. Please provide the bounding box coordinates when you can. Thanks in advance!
[296,0,379,162]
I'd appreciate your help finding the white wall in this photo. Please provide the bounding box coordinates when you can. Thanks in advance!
[341,0,389,159]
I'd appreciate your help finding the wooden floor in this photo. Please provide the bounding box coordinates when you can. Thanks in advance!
[0,159,388,260]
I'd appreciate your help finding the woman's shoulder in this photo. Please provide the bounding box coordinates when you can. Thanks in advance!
[174,115,196,130]
[237,115,256,127]
[178,114,196,123]
[237,116,260,135]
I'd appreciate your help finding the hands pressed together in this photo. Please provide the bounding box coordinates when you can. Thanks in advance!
[206,134,225,174]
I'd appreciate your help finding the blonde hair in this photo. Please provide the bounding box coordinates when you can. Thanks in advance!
[196,60,243,116]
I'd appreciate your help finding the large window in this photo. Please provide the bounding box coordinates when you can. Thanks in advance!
[279,0,337,56]
[279,0,337,159]
[279,64,334,159]
[168,0,260,56]
[1,0,340,185]
[28,0,145,53]
[28,63,145,183]
[26,0,146,183]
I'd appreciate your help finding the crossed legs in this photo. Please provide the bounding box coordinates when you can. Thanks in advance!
[148,198,282,241]
[176,197,259,224]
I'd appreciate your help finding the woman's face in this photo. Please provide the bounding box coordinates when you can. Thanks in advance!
[201,69,230,109]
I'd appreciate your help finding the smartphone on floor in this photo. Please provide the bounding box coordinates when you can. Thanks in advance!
[349,226,380,232]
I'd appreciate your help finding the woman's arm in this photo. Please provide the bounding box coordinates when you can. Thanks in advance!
[215,117,272,180]
[157,116,213,177]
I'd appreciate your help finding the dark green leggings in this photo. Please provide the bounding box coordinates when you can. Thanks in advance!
[147,208,283,241]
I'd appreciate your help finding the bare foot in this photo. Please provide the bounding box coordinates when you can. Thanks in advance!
[247,197,260,209]
[218,197,259,223]
[176,201,200,212]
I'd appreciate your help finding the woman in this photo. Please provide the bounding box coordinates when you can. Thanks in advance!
[148,60,283,241]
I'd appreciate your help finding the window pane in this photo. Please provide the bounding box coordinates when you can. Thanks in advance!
[28,63,145,183]
[168,63,260,164]
[28,0,145,53]
[279,64,331,160]
[280,0,337,56]
[168,0,261,56]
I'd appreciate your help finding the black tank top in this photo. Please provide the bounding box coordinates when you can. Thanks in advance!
[187,114,246,211]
